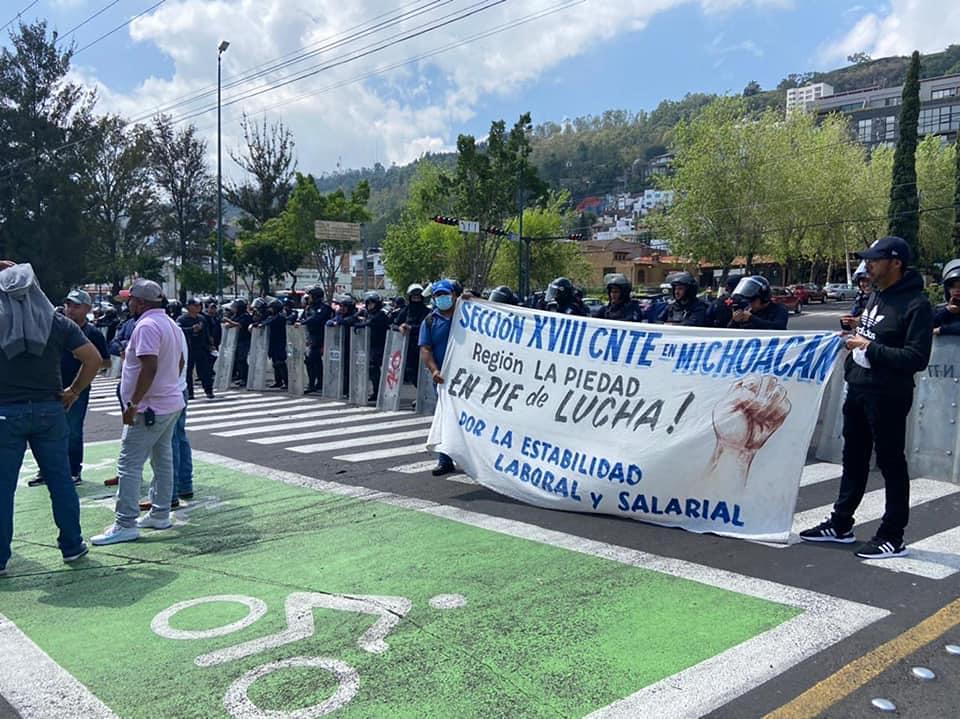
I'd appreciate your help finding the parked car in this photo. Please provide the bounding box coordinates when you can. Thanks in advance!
[788,283,825,304]
[770,286,801,314]
[824,283,859,301]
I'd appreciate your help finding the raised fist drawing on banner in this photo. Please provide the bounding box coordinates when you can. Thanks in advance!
[708,376,791,484]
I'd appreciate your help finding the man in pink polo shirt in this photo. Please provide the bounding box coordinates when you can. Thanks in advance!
[93,279,185,546]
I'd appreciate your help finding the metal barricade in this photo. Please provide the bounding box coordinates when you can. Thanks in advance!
[415,355,437,416]
[906,336,960,482]
[287,326,307,396]
[213,326,237,392]
[321,325,346,400]
[247,326,268,391]
[349,327,370,405]
[376,330,409,412]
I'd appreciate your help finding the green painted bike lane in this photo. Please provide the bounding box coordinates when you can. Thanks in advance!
[0,443,881,718]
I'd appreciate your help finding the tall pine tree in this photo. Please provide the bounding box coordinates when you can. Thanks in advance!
[887,50,921,258]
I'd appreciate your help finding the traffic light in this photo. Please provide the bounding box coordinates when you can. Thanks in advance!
[433,216,459,226]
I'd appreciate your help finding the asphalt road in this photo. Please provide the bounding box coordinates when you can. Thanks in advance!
[783,299,849,332]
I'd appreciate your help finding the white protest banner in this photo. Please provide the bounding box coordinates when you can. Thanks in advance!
[427,299,845,543]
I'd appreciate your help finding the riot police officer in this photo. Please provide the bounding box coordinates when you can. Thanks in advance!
[850,262,872,318]
[489,285,519,305]
[392,284,430,385]
[934,258,960,336]
[355,291,391,402]
[259,299,288,389]
[599,273,643,322]
[728,276,789,330]
[707,276,739,328]
[658,271,709,326]
[222,299,253,387]
[300,285,333,393]
[544,277,587,316]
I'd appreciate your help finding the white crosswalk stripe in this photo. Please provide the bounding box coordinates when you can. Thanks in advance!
[289,429,430,454]
[185,401,339,427]
[250,416,432,445]
[184,398,312,418]
[390,460,438,474]
[334,444,432,463]
[206,407,380,435]
[104,395,281,416]
[799,463,843,487]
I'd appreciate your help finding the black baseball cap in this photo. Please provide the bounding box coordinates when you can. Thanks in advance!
[856,236,911,265]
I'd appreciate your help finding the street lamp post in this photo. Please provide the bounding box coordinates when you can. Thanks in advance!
[217,40,230,302]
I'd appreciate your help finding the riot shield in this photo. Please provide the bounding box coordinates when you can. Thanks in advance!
[321,325,346,400]
[415,355,437,416]
[376,329,408,412]
[349,326,370,405]
[286,326,307,395]
[213,326,237,392]
[247,326,268,391]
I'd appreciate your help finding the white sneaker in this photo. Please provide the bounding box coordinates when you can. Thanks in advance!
[136,515,173,530]
[91,524,140,546]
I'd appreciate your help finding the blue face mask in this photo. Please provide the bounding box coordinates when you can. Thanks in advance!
[434,294,454,311]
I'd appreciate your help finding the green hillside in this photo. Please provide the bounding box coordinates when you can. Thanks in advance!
[314,44,960,246]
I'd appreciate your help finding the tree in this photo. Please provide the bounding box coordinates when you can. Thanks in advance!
[953,129,960,257]
[149,115,216,302]
[234,219,303,296]
[83,115,157,296]
[847,52,873,65]
[887,50,921,257]
[0,21,95,298]
[439,113,548,291]
[176,263,217,296]
[227,113,296,229]
[742,80,762,97]
[915,135,956,266]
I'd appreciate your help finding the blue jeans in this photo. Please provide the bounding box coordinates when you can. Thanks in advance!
[66,389,90,478]
[0,401,84,567]
[171,389,192,501]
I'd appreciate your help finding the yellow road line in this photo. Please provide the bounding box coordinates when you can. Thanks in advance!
[765,596,960,719]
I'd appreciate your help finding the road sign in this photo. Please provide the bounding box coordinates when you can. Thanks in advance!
[315,220,361,244]
[458,220,480,234]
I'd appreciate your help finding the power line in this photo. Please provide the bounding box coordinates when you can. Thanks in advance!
[74,0,167,56]
[0,0,39,33]
[57,0,124,44]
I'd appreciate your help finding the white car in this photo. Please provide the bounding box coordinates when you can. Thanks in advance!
[824,283,859,301]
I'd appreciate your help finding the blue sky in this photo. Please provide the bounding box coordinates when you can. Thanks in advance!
[3,0,955,174]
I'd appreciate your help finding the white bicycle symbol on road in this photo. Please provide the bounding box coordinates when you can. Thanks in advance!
[151,591,467,718]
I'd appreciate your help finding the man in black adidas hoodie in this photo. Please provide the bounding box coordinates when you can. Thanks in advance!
[801,236,932,559]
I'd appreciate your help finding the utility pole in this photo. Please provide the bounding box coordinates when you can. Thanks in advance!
[216,40,230,302]
[516,166,526,301]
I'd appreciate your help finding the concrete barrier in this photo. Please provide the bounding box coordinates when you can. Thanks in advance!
[213,327,237,392]
[415,356,437,416]
[349,327,370,405]
[287,326,307,396]
[377,330,408,412]
[321,326,346,400]
[247,326,268,391]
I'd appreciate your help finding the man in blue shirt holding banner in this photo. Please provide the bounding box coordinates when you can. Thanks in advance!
[419,279,459,476]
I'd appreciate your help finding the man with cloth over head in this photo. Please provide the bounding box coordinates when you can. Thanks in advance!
[801,237,932,559]
[0,262,102,574]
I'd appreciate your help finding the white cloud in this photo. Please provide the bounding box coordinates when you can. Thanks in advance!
[820,0,960,65]
[76,0,792,175]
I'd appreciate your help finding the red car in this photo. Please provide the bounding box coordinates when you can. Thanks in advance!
[771,287,801,314]
[788,283,825,304]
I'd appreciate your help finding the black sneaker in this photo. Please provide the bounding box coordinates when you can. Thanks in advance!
[72,476,82,485]
[856,538,907,559]
[179,492,194,500]
[63,543,89,563]
[431,463,456,477]
[799,519,855,544]
[27,475,45,487]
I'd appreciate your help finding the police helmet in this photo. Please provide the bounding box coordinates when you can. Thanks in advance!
[731,276,772,303]
[363,291,383,309]
[545,277,575,307]
[667,271,699,295]
[853,261,870,282]
[489,285,519,305]
[268,298,283,311]
[942,259,960,300]
[306,284,325,300]
[407,283,424,298]
[604,273,632,297]
[232,299,248,313]
[336,293,357,308]
[251,297,267,311]
[167,300,183,317]
[448,279,463,297]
